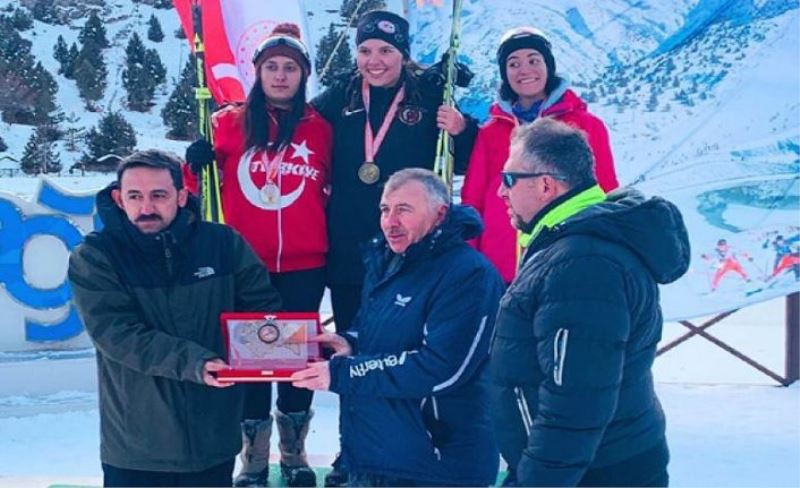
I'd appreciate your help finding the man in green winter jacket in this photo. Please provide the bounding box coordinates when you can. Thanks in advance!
[68,149,282,487]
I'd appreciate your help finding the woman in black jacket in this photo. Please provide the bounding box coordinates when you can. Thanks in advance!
[311,10,477,486]
[312,9,476,337]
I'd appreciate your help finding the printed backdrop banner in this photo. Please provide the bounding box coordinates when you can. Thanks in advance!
[174,0,315,104]
[406,0,800,320]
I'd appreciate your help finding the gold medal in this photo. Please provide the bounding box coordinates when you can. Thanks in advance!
[260,182,280,204]
[358,163,380,184]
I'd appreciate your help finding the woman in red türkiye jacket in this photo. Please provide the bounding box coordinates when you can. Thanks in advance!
[183,23,331,488]
[461,26,618,284]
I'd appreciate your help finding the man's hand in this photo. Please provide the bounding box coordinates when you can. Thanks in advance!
[291,361,331,391]
[202,358,233,388]
[309,333,353,357]
[437,105,466,136]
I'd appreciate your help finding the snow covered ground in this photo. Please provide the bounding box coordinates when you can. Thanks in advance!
[0,292,798,487]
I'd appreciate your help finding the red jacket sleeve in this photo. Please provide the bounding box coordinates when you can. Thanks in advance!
[461,126,492,214]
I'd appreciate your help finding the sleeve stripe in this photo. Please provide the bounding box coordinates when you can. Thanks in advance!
[432,315,487,393]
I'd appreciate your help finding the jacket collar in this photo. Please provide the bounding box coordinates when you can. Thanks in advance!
[518,183,606,249]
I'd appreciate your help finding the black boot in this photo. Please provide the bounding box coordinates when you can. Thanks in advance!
[323,453,349,487]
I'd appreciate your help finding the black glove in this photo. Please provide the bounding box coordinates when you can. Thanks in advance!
[185,139,215,174]
[422,52,475,90]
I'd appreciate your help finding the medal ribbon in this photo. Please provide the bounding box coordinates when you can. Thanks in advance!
[260,146,287,184]
[362,78,405,165]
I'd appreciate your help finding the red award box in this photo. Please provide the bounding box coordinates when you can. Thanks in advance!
[218,312,322,382]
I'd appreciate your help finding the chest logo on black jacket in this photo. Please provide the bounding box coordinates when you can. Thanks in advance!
[238,140,320,211]
[399,106,422,126]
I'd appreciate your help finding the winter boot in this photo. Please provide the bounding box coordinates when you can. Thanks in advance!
[274,409,317,487]
[323,453,349,488]
[234,417,273,487]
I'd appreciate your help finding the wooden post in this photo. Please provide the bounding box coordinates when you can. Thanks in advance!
[786,292,799,385]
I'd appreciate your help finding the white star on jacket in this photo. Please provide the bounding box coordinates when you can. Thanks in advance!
[290,140,314,164]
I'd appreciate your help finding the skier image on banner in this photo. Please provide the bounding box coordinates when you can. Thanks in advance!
[764,234,800,282]
[701,238,753,292]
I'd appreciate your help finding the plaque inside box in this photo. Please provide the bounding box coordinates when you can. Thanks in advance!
[218,312,322,382]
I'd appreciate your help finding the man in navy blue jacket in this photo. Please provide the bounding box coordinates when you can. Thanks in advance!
[292,168,504,486]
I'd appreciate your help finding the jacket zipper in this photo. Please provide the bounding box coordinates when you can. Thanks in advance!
[514,386,533,436]
[553,328,569,387]
[276,164,283,273]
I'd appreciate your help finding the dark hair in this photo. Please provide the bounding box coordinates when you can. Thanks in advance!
[511,118,596,189]
[243,70,307,152]
[116,149,184,190]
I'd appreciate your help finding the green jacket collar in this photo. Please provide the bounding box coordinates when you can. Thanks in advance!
[518,184,607,248]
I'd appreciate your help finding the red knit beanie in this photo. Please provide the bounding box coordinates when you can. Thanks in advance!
[252,23,311,76]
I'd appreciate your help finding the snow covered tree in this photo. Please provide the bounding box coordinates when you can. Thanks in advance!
[79,11,109,49]
[147,14,164,42]
[123,34,162,111]
[32,0,59,24]
[315,23,353,87]
[74,41,107,104]
[64,42,79,78]
[144,47,166,86]
[83,112,137,168]
[340,0,385,26]
[27,62,59,124]
[10,8,33,31]
[21,126,61,174]
[53,35,69,71]
[162,58,198,140]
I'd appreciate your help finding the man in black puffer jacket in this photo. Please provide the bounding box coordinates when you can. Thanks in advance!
[68,150,282,487]
[490,119,690,487]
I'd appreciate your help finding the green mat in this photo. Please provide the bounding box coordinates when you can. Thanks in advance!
[49,464,507,487]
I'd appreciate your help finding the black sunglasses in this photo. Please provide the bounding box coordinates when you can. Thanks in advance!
[501,171,566,188]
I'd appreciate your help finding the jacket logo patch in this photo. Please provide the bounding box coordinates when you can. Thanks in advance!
[394,294,412,307]
[193,266,215,279]
[399,106,422,125]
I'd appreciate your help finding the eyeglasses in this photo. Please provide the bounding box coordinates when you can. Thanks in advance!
[252,36,310,64]
[501,171,566,188]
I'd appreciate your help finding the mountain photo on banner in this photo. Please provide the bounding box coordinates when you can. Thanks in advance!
[173,0,317,104]
[407,0,800,320]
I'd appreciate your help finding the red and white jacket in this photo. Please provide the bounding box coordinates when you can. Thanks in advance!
[461,88,618,283]
[185,105,333,273]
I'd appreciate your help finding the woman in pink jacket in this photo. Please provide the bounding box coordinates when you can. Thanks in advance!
[461,27,618,283]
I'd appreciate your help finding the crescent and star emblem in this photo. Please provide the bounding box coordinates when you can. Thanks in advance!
[237,140,314,210]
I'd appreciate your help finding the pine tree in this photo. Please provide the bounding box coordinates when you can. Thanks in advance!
[83,112,137,168]
[32,0,59,24]
[123,35,163,111]
[125,32,146,65]
[315,23,353,87]
[162,58,198,140]
[0,135,7,152]
[340,0,386,26]
[74,41,107,104]
[64,42,79,78]
[147,14,164,42]
[21,127,61,174]
[174,27,186,39]
[144,47,166,86]
[53,35,69,72]
[28,62,58,124]
[11,8,33,31]
[79,12,109,48]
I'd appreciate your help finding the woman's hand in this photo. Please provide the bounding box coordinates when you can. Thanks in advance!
[437,105,466,136]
